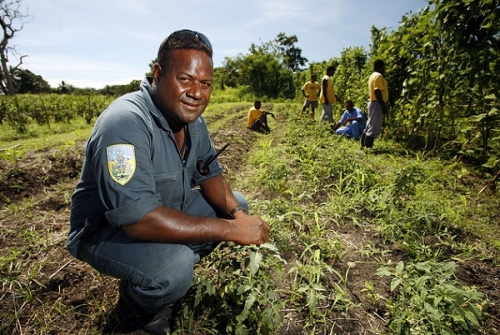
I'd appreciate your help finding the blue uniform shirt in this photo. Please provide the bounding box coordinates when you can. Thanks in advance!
[68,77,222,253]
[338,107,365,127]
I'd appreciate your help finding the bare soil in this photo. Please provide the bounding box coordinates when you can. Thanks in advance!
[1,109,499,334]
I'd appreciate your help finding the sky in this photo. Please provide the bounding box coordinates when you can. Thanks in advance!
[13,0,429,89]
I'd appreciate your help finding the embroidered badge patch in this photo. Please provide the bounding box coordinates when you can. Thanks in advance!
[106,144,136,185]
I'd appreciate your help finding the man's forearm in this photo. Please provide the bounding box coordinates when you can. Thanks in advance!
[121,174,243,243]
[122,205,234,243]
[200,174,242,217]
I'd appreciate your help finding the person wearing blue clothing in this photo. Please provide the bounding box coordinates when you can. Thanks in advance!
[67,30,270,335]
[330,100,365,140]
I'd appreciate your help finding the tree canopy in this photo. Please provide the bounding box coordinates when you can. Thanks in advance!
[14,68,50,93]
[215,32,307,99]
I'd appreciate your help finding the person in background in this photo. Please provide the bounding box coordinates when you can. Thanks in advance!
[361,59,389,148]
[319,66,338,124]
[67,29,270,335]
[299,74,321,119]
[247,100,275,133]
[331,100,365,140]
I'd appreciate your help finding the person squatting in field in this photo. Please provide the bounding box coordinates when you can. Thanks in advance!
[361,59,389,148]
[67,29,270,335]
[247,100,275,133]
[300,74,321,119]
[330,100,366,140]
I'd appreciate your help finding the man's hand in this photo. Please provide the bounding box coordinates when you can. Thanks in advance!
[228,215,270,246]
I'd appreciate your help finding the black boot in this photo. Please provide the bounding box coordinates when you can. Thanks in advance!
[119,281,174,335]
[360,133,366,148]
[365,136,375,148]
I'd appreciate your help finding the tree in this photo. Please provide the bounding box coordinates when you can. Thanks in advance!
[224,33,307,98]
[14,68,50,93]
[0,0,30,95]
[273,33,307,72]
[97,79,141,96]
[239,52,288,98]
[215,56,242,89]
[57,80,75,94]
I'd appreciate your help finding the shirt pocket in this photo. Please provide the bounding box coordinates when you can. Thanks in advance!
[154,172,181,208]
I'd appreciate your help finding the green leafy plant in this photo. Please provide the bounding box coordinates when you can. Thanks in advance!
[178,243,284,334]
[377,260,484,335]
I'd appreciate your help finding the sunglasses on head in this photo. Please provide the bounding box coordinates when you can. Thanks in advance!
[167,29,213,53]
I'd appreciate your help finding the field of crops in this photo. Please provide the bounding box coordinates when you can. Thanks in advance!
[1,100,499,335]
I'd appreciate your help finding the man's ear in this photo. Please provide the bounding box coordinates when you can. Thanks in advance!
[152,64,162,85]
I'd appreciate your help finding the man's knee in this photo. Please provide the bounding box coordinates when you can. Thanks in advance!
[132,246,197,310]
[350,122,362,138]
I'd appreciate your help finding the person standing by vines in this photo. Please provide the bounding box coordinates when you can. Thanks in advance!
[362,59,389,148]
[319,66,338,124]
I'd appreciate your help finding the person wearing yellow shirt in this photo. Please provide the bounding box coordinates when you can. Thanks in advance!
[319,66,337,124]
[362,59,389,148]
[247,100,275,133]
[300,74,321,119]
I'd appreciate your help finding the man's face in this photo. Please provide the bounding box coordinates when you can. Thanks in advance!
[311,75,317,82]
[152,49,213,127]
[345,102,354,112]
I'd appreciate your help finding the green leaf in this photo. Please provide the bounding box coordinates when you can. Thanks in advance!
[488,107,498,117]
[376,266,392,277]
[312,283,326,291]
[469,302,483,319]
[260,242,279,252]
[236,292,257,322]
[235,323,249,335]
[481,22,492,29]
[250,251,262,276]
[464,309,480,326]
[306,291,317,311]
[469,114,487,122]
[391,278,403,291]
[414,275,432,287]
[424,302,441,319]
[442,261,457,274]
[395,261,405,275]
[482,156,499,168]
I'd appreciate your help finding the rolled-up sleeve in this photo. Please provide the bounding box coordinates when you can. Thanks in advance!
[105,194,162,226]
